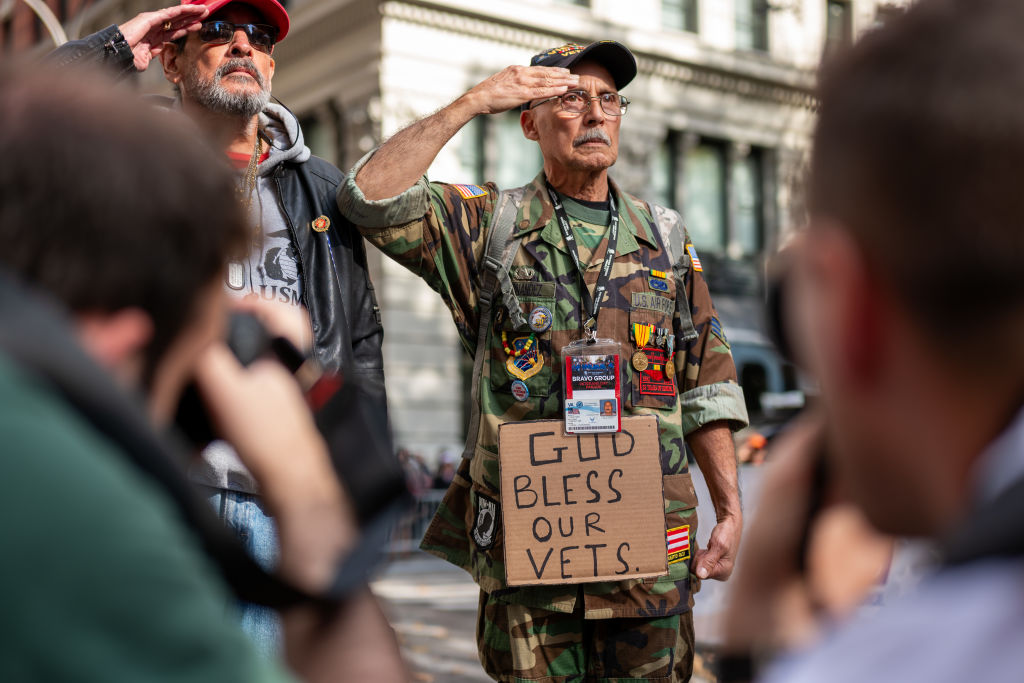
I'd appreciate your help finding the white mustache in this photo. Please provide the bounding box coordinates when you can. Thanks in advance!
[217,60,264,88]
[573,128,611,147]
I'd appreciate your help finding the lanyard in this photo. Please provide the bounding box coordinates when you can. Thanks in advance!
[546,183,620,342]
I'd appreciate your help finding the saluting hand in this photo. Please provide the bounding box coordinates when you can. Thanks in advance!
[118,3,209,71]
[463,65,580,115]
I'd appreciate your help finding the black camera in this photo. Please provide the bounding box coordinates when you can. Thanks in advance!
[175,312,408,527]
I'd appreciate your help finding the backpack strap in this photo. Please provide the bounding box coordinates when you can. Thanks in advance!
[645,200,699,343]
[461,186,527,461]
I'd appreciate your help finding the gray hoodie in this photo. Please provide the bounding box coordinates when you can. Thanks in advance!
[192,103,311,496]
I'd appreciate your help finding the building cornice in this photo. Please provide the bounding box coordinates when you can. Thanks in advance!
[382,0,817,110]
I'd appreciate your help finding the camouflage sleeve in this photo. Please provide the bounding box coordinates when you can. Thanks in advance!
[675,238,749,435]
[337,148,499,348]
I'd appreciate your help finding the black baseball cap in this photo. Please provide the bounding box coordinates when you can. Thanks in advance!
[529,41,637,90]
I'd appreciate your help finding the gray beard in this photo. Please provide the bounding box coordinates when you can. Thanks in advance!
[183,60,270,119]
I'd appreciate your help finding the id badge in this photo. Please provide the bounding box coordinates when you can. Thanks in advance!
[562,338,622,434]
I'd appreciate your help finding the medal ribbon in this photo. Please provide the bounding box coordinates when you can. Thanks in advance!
[546,182,620,342]
[633,322,652,348]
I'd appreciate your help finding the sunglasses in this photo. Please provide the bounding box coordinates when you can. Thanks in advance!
[198,21,278,53]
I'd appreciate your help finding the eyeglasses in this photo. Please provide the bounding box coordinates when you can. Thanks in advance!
[198,21,278,53]
[529,89,630,117]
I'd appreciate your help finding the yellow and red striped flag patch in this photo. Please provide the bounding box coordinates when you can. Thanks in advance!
[667,525,690,564]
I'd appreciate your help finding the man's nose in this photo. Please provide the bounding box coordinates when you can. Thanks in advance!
[583,96,606,125]
[228,30,254,56]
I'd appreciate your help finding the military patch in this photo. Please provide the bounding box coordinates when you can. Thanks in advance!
[709,316,730,349]
[667,525,690,564]
[513,281,556,298]
[687,244,703,272]
[631,292,674,316]
[638,347,675,396]
[650,269,668,279]
[648,276,669,292]
[505,336,544,380]
[452,183,487,200]
[544,43,584,57]
[472,492,499,550]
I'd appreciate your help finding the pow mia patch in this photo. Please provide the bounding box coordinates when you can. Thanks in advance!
[631,292,674,316]
[472,492,499,550]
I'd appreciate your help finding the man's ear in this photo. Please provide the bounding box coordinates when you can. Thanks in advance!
[75,309,154,380]
[521,110,539,141]
[159,41,184,87]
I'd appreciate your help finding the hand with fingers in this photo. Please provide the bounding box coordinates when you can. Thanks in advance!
[695,514,742,581]
[118,3,209,71]
[464,65,580,115]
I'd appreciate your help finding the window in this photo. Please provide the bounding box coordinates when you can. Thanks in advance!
[654,134,770,258]
[735,0,769,52]
[825,0,853,56]
[650,135,676,210]
[683,141,728,251]
[663,0,699,33]
[732,148,763,256]
[491,112,544,189]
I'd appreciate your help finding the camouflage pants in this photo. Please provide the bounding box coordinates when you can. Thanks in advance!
[477,590,695,682]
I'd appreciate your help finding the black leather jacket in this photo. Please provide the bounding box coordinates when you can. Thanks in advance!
[51,26,389,433]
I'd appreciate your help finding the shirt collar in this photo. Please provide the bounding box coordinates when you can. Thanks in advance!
[971,404,1024,506]
[513,171,661,256]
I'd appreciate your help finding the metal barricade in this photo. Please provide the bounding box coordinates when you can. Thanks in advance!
[386,488,446,556]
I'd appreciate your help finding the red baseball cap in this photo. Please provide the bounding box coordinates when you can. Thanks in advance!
[183,0,290,42]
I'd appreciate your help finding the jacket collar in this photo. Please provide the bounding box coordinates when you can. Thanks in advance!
[513,171,660,257]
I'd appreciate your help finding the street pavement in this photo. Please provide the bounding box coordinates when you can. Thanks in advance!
[370,465,766,682]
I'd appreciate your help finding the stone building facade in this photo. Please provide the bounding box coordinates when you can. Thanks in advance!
[3,0,911,462]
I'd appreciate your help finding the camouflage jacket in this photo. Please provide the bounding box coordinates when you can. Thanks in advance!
[339,160,748,618]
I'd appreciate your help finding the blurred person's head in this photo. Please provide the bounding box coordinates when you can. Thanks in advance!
[0,63,247,423]
[159,0,288,120]
[791,0,1024,537]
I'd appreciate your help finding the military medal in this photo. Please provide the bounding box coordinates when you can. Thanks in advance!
[528,306,553,333]
[311,215,331,232]
[632,350,649,372]
[632,322,653,348]
[227,261,245,290]
[510,379,530,402]
[665,358,676,378]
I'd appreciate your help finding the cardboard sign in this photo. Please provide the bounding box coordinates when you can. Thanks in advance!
[498,416,668,586]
